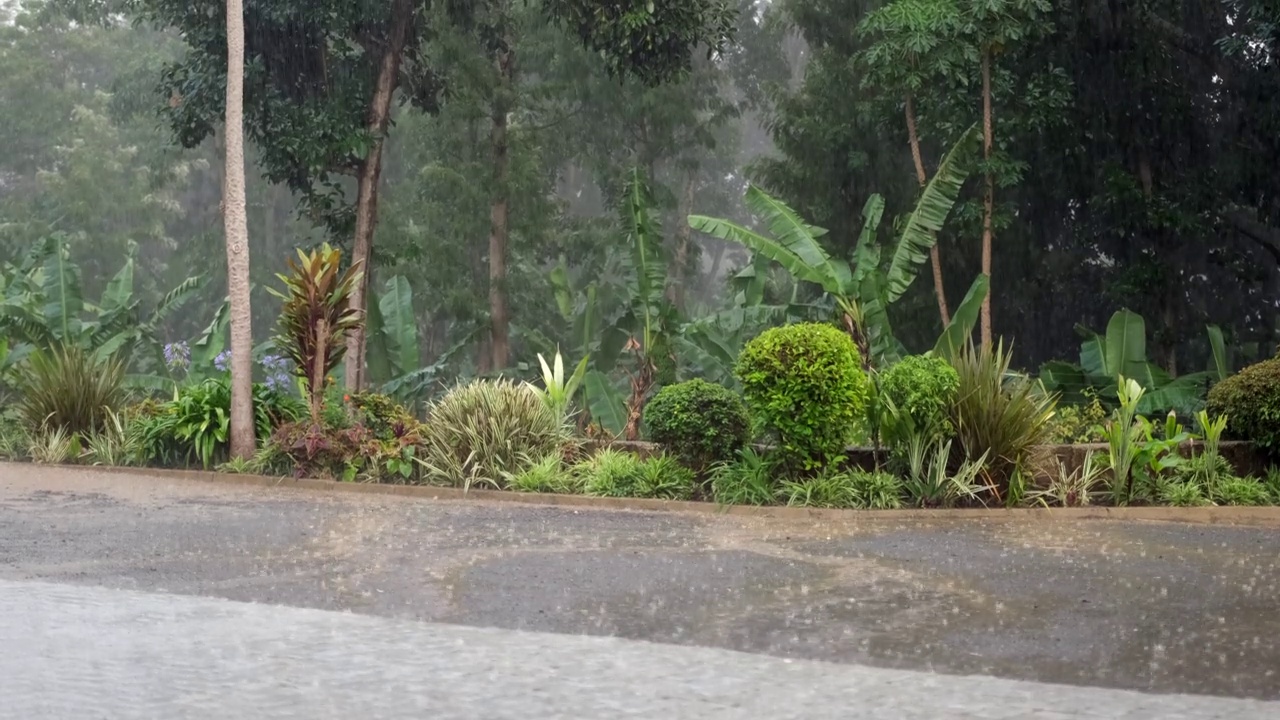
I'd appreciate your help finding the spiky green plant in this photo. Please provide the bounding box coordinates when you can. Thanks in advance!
[708,447,779,506]
[505,453,583,494]
[28,425,77,465]
[1027,452,1107,508]
[1211,477,1271,506]
[527,348,590,425]
[268,243,363,420]
[84,408,142,467]
[950,340,1056,502]
[415,379,568,490]
[633,454,697,500]
[18,344,125,436]
[575,448,645,497]
[1101,376,1146,505]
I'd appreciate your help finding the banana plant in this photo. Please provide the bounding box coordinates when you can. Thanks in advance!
[366,274,421,385]
[688,126,982,367]
[1039,309,1220,415]
[0,234,203,376]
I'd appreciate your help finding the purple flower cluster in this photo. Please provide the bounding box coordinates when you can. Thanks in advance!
[260,354,294,393]
[163,341,190,371]
[213,350,230,373]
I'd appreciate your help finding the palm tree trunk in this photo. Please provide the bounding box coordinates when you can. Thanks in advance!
[980,50,994,349]
[906,94,950,326]
[223,0,254,459]
[488,34,513,372]
[345,0,413,391]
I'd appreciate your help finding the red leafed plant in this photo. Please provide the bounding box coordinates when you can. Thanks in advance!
[268,243,363,422]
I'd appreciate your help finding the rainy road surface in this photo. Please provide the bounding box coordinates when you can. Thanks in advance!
[2,465,1279,719]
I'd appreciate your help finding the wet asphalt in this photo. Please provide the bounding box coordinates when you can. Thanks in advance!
[1,464,1278,706]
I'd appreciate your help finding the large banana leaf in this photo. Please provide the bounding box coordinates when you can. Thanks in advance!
[850,194,885,289]
[1103,309,1148,381]
[689,192,836,292]
[743,185,837,290]
[1137,372,1212,415]
[622,168,668,345]
[1038,360,1090,403]
[1207,325,1228,381]
[365,292,392,384]
[41,234,83,343]
[933,274,989,360]
[378,275,419,377]
[886,125,979,303]
[100,243,137,314]
[583,369,627,436]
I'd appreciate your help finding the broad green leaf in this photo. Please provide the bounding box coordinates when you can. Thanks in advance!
[886,125,978,303]
[850,194,885,289]
[1038,360,1089,403]
[100,243,136,313]
[934,274,988,360]
[1104,309,1148,381]
[584,370,627,436]
[1076,328,1106,381]
[1137,372,1212,416]
[41,234,84,343]
[378,275,419,376]
[365,292,393,384]
[1207,324,1228,381]
[742,184,842,293]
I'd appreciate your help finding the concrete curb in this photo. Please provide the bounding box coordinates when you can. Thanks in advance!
[8,461,1280,527]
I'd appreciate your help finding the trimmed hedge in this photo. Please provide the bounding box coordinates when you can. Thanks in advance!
[644,379,750,470]
[1207,357,1280,458]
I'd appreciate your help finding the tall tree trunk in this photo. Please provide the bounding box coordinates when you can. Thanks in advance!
[345,0,413,391]
[667,174,696,311]
[223,0,254,459]
[906,94,950,326]
[980,50,994,349]
[488,34,514,372]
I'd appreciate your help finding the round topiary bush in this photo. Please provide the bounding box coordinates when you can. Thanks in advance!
[644,379,750,470]
[878,354,960,447]
[418,378,568,488]
[734,322,871,472]
[1206,357,1280,457]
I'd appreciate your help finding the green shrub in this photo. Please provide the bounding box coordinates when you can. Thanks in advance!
[506,454,583,494]
[0,415,29,461]
[779,468,906,509]
[1207,358,1280,457]
[416,379,567,489]
[850,470,904,509]
[709,447,778,506]
[84,408,142,467]
[576,449,645,497]
[1158,480,1211,507]
[1211,476,1271,506]
[28,425,77,464]
[878,355,959,449]
[950,341,1056,500]
[644,379,750,470]
[1046,395,1108,444]
[18,344,125,436]
[134,378,303,468]
[735,323,870,472]
[634,454,697,500]
[348,391,419,441]
[271,420,373,480]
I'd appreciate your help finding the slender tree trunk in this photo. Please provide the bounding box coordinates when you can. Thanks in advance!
[488,34,514,372]
[906,95,950,326]
[980,51,994,349]
[345,0,413,391]
[668,174,696,311]
[223,0,254,459]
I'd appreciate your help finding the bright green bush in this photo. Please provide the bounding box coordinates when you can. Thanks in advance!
[634,454,697,500]
[879,355,959,447]
[1211,477,1272,506]
[735,323,870,472]
[644,379,750,470]
[416,379,567,489]
[507,454,584,494]
[1207,358,1280,457]
[18,344,125,436]
[135,378,303,468]
[778,468,904,509]
[1045,395,1108,444]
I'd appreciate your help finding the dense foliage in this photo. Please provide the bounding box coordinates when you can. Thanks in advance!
[1207,358,1280,458]
[644,379,750,470]
[18,344,125,436]
[878,354,959,448]
[735,323,871,471]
